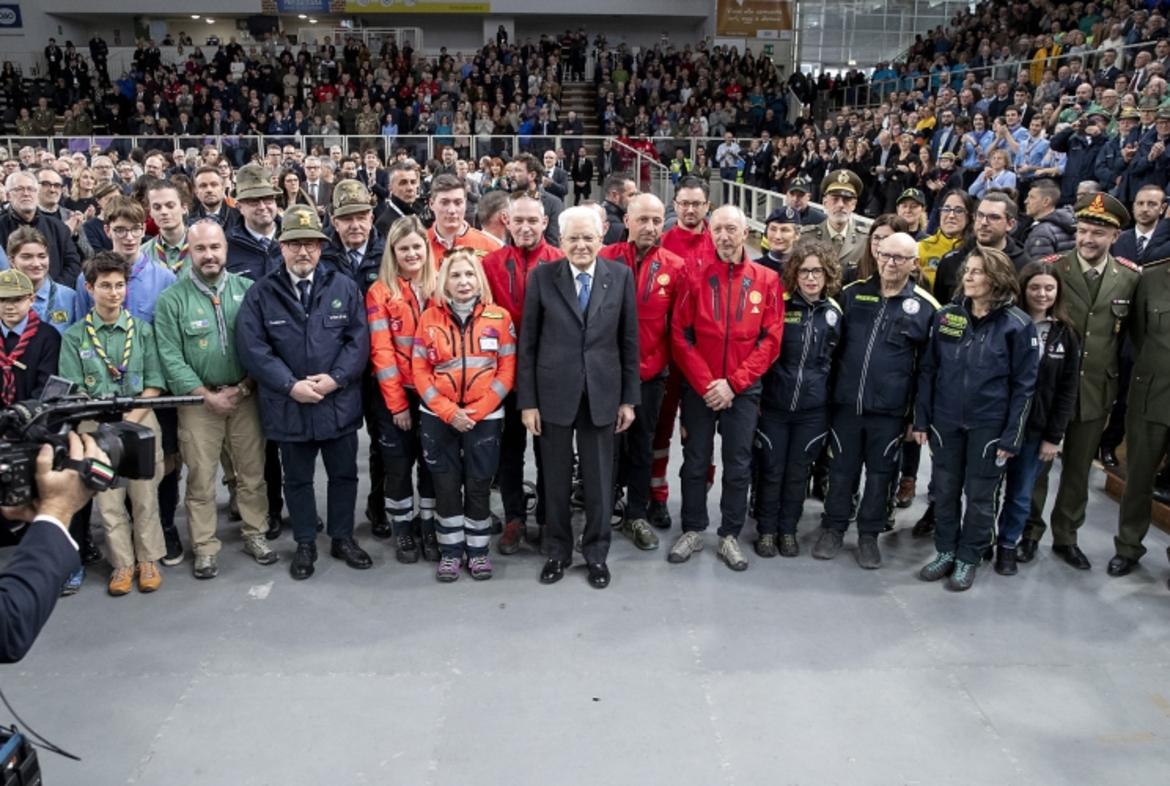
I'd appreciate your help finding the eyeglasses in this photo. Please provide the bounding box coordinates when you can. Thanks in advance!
[974,211,1006,223]
[109,225,144,237]
[675,199,707,210]
[939,206,968,215]
[7,185,35,194]
[797,267,825,279]
[877,252,916,265]
[38,181,62,189]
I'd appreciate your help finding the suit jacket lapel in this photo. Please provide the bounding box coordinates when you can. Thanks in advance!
[585,259,610,326]
[555,260,584,324]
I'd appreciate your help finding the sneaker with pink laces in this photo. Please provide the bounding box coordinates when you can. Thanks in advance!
[467,555,493,580]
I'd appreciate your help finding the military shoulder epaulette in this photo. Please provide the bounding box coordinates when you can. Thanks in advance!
[1143,256,1170,269]
[1114,255,1139,272]
[1039,253,1062,265]
[913,285,941,310]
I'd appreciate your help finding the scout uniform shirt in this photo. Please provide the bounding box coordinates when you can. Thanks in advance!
[59,309,165,396]
[31,276,79,334]
[142,233,191,276]
[153,270,253,394]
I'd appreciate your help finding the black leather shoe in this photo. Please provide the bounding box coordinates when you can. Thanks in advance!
[1154,485,1170,506]
[290,543,316,580]
[331,538,373,569]
[1017,537,1038,563]
[911,504,935,537]
[539,559,567,584]
[1099,447,1120,468]
[81,541,104,566]
[647,500,672,530]
[1053,544,1092,570]
[264,514,283,541]
[1107,554,1139,577]
[587,562,611,589]
[367,505,393,539]
[994,546,1018,576]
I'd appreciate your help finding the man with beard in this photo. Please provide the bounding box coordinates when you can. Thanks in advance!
[933,192,1032,302]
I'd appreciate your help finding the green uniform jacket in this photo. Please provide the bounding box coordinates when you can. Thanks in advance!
[59,311,165,397]
[801,216,870,275]
[1128,258,1170,426]
[1044,250,1140,422]
[153,272,253,395]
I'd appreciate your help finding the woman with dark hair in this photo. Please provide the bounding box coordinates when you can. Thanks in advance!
[754,241,843,558]
[995,262,1080,572]
[848,213,910,284]
[914,246,1039,590]
[916,189,974,294]
[276,168,315,212]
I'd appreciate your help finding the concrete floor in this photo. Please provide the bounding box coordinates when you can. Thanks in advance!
[6,432,1170,786]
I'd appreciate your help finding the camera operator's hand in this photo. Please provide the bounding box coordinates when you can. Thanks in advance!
[0,433,107,525]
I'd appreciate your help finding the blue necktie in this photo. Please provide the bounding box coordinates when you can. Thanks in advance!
[577,272,591,314]
[348,249,362,272]
[296,279,311,311]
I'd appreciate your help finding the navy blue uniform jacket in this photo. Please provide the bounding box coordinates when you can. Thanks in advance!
[0,520,79,663]
[236,264,370,442]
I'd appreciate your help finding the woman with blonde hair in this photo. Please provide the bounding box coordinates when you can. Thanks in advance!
[413,249,515,581]
[366,215,440,563]
[913,246,1038,591]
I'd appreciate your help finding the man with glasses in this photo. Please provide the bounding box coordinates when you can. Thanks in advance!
[0,171,81,286]
[34,168,93,260]
[811,231,939,570]
[933,192,1031,302]
[225,164,284,282]
[302,156,332,218]
[800,170,870,277]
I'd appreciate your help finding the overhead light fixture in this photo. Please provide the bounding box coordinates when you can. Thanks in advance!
[309,18,318,23]
[191,14,200,18]
[205,17,215,23]
[298,13,306,18]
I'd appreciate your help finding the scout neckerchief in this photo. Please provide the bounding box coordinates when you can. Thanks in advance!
[85,309,134,381]
[152,233,190,274]
[189,269,230,356]
[0,310,40,405]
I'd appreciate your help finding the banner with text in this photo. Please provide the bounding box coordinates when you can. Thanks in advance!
[343,0,489,12]
[716,0,792,37]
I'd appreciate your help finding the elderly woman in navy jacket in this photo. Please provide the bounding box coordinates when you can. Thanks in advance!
[913,246,1038,591]
[754,241,841,558]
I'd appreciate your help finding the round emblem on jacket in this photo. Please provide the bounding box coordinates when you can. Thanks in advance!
[749,290,762,305]
[657,273,671,286]
[331,298,343,309]
[902,299,920,315]
[825,310,839,326]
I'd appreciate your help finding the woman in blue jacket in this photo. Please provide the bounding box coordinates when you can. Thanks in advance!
[754,241,842,558]
[913,246,1039,591]
[994,262,1080,573]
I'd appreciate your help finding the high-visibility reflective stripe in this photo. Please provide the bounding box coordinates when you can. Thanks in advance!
[436,531,465,545]
[490,379,508,399]
[464,517,491,532]
[413,344,429,358]
[369,318,389,331]
[383,496,413,510]
[496,343,516,356]
[419,497,436,509]
[421,386,440,403]
[394,336,415,346]
[375,366,398,380]
[466,534,491,548]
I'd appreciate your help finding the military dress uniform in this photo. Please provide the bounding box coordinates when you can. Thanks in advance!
[1111,257,1170,568]
[801,170,870,277]
[1024,194,1141,564]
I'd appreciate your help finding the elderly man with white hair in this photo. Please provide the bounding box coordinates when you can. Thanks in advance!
[516,205,641,589]
[0,170,82,284]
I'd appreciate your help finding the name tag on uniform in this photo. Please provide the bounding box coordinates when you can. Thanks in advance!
[267,319,288,327]
[50,309,68,323]
[190,319,210,329]
[79,349,94,359]
[480,336,499,352]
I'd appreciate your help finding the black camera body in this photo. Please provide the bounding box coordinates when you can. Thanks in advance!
[0,379,203,507]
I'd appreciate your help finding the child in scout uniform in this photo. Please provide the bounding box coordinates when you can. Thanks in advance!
[5,226,79,332]
[59,252,168,596]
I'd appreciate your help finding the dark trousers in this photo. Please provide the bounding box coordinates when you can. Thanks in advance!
[618,375,666,521]
[1100,336,1133,451]
[930,425,1005,565]
[1036,416,1106,546]
[540,395,614,564]
[822,409,904,536]
[421,414,502,558]
[997,438,1046,547]
[264,440,283,517]
[900,440,923,478]
[362,373,387,522]
[279,432,358,545]
[755,406,828,535]
[498,392,545,525]
[679,384,760,538]
[375,391,435,536]
[156,407,180,534]
[1115,414,1170,560]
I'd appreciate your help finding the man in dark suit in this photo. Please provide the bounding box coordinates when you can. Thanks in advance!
[357,150,390,205]
[930,109,962,161]
[1,432,104,663]
[517,206,641,589]
[302,156,333,217]
[541,149,569,200]
[1112,184,1170,265]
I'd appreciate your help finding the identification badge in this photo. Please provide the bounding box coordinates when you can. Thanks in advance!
[480,336,499,352]
[79,349,94,359]
[190,319,210,329]
[50,309,68,323]
[903,299,920,315]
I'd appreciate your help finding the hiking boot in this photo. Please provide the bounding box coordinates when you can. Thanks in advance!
[136,561,162,592]
[668,531,704,563]
[754,533,778,558]
[193,554,218,579]
[161,528,184,567]
[421,528,441,562]
[620,517,659,550]
[995,546,1018,576]
[911,503,935,537]
[811,527,844,560]
[947,560,977,591]
[243,535,279,565]
[436,555,461,582]
[396,533,420,564]
[919,551,956,582]
[856,534,882,569]
[467,555,493,580]
[718,535,748,571]
[647,500,672,529]
[894,476,916,508]
[108,566,133,596]
[778,533,800,557]
[498,518,524,555]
